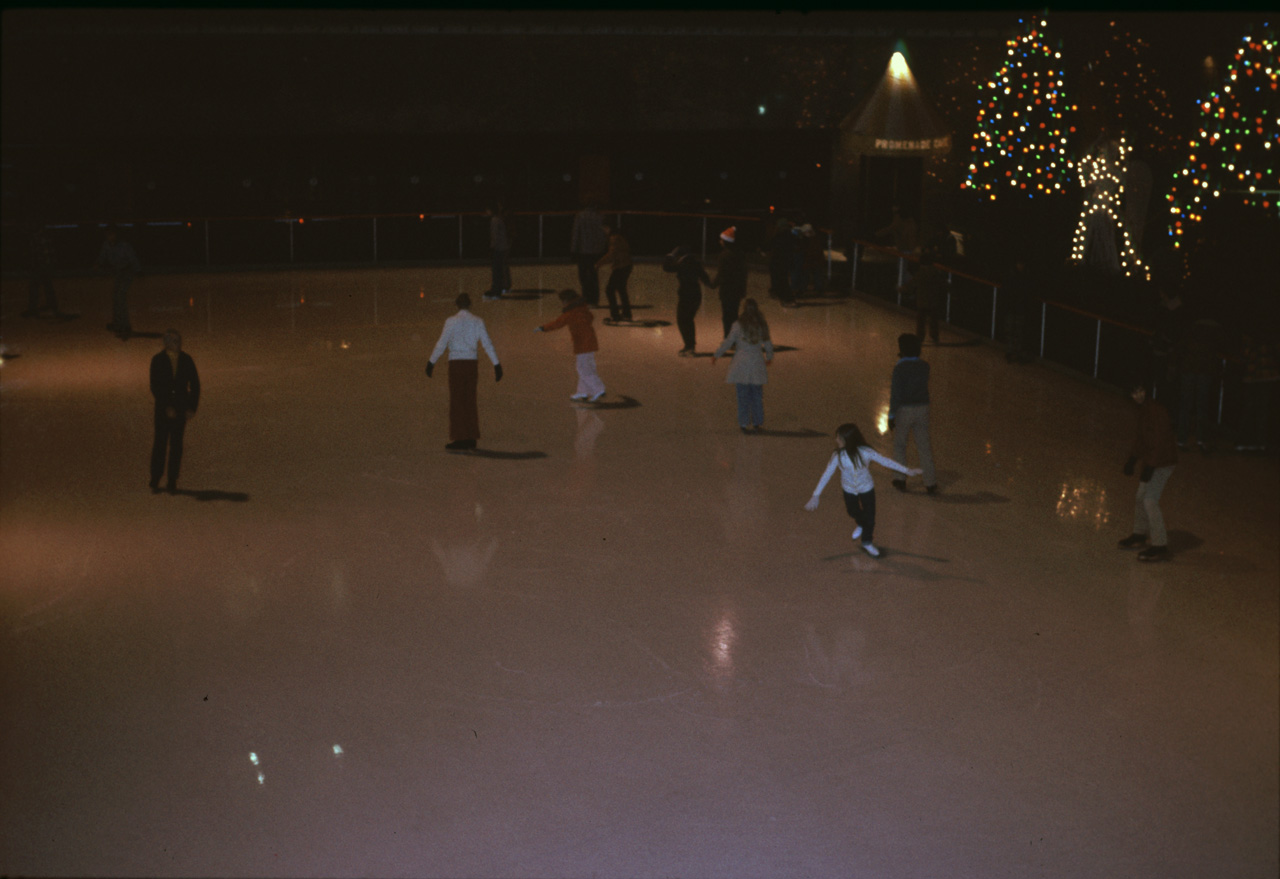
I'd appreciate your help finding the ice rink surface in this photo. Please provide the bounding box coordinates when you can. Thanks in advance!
[2,263,1277,878]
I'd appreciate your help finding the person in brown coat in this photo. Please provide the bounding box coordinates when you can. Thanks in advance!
[596,222,634,323]
[1118,380,1178,561]
[537,289,606,402]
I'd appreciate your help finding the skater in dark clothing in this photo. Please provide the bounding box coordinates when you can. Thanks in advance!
[97,225,140,338]
[768,217,797,307]
[708,226,748,337]
[664,245,711,356]
[484,204,511,301]
[24,227,63,318]
[1002,260,1035,363]
[889,333,938,493]
[596,221,634,322]
[570,204,607,307]
[1118,380,1178,561]
[149,329,200,494]
[899,248,946,345]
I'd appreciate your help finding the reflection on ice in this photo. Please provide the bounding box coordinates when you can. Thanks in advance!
[1055,478,1112,528]
[707,607,738,688]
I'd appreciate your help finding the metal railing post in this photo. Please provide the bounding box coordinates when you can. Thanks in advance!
[1218,358,1227,424]
[538,214,544,259]
[1040,302,1047,358]
[289,219,295,263]
[990,284,998,339]
[945,273,952,323]
[826,231,833,281]
[701,217,707,261]
[372,217,378,263]
[851,243,859,292]
[1093,319,1102,378]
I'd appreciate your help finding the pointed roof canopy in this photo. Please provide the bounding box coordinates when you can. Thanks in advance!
[837,51,951,157]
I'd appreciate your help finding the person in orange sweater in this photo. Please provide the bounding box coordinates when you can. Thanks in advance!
[537,289,606,402]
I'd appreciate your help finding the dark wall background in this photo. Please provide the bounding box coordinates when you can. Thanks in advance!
[4,10,1253,223]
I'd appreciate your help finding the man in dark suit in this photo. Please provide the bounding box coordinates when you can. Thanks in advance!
[149,329,200,494]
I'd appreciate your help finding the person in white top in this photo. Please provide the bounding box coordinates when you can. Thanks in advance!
[426,293,502,451]
[804,422,921,557]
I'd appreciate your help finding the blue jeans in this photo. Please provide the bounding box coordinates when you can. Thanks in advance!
[735,383,763,428]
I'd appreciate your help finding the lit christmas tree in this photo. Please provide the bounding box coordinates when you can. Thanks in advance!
[1167,25,1279,248]
[961,16,1075,200]
[1076,20,1177,160]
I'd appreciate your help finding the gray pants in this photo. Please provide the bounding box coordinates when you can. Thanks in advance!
[1134,465,1174,547]
[892,403,936,486]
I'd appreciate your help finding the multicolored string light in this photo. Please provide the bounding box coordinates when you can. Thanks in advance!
[1167,25,1279,246]
[1081,21,1177,158]
[962,17,1074,200]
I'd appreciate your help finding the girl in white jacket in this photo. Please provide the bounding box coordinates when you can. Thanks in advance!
[804,422,921,557]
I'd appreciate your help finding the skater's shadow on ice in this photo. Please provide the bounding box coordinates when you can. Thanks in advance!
[573,395,641,410]
[753,427,826,438]
[925,490,1010,505]
[1166,530,1205,553]
[449,448,548,460]
[822,549,950,564]
[603,318,671,328]
[174,488,251,502]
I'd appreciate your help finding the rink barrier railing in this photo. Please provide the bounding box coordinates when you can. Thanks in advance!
[847,237,1233,426]
[5,210,1237,426]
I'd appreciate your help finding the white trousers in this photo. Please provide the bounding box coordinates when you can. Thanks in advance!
[574,352,606,398]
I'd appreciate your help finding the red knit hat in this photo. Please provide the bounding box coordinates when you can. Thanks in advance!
[720,226,736,243]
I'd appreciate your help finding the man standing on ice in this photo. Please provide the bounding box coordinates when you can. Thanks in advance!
[149,329,200,494]
[426,293,502,451]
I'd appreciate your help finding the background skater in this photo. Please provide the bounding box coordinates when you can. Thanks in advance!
[426,293,503,451]
[1118,379,1178,561]
[664,245,711,356]
[712,298,772,432]
[570,203,607,307]
[97,225,141,339]
[889,333,939,494]
[596,221,634,323]
[149,329,200,494]
[708,225,747,338]
[537,289,606,402]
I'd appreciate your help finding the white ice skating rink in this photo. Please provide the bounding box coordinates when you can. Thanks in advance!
[2,263,1277,878]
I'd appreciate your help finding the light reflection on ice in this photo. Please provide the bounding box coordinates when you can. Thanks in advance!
[1055,478,1112,528]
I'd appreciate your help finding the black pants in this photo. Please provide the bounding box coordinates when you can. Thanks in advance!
[577,255,603,305]
[151,413,187,488]
[720,293,742,337]
[605,265,633,321]
[841,488,876,544]
[676,294,701,350]
[916,306,940,344]
[28,271,58,312]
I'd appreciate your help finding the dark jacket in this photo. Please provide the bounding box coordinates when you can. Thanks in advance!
[710,245,748,298]
[1130,399,1178,469]
[905,263,946,310]
[675,255,711,299]
[151,350,200,416]
[890,357,931,415]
